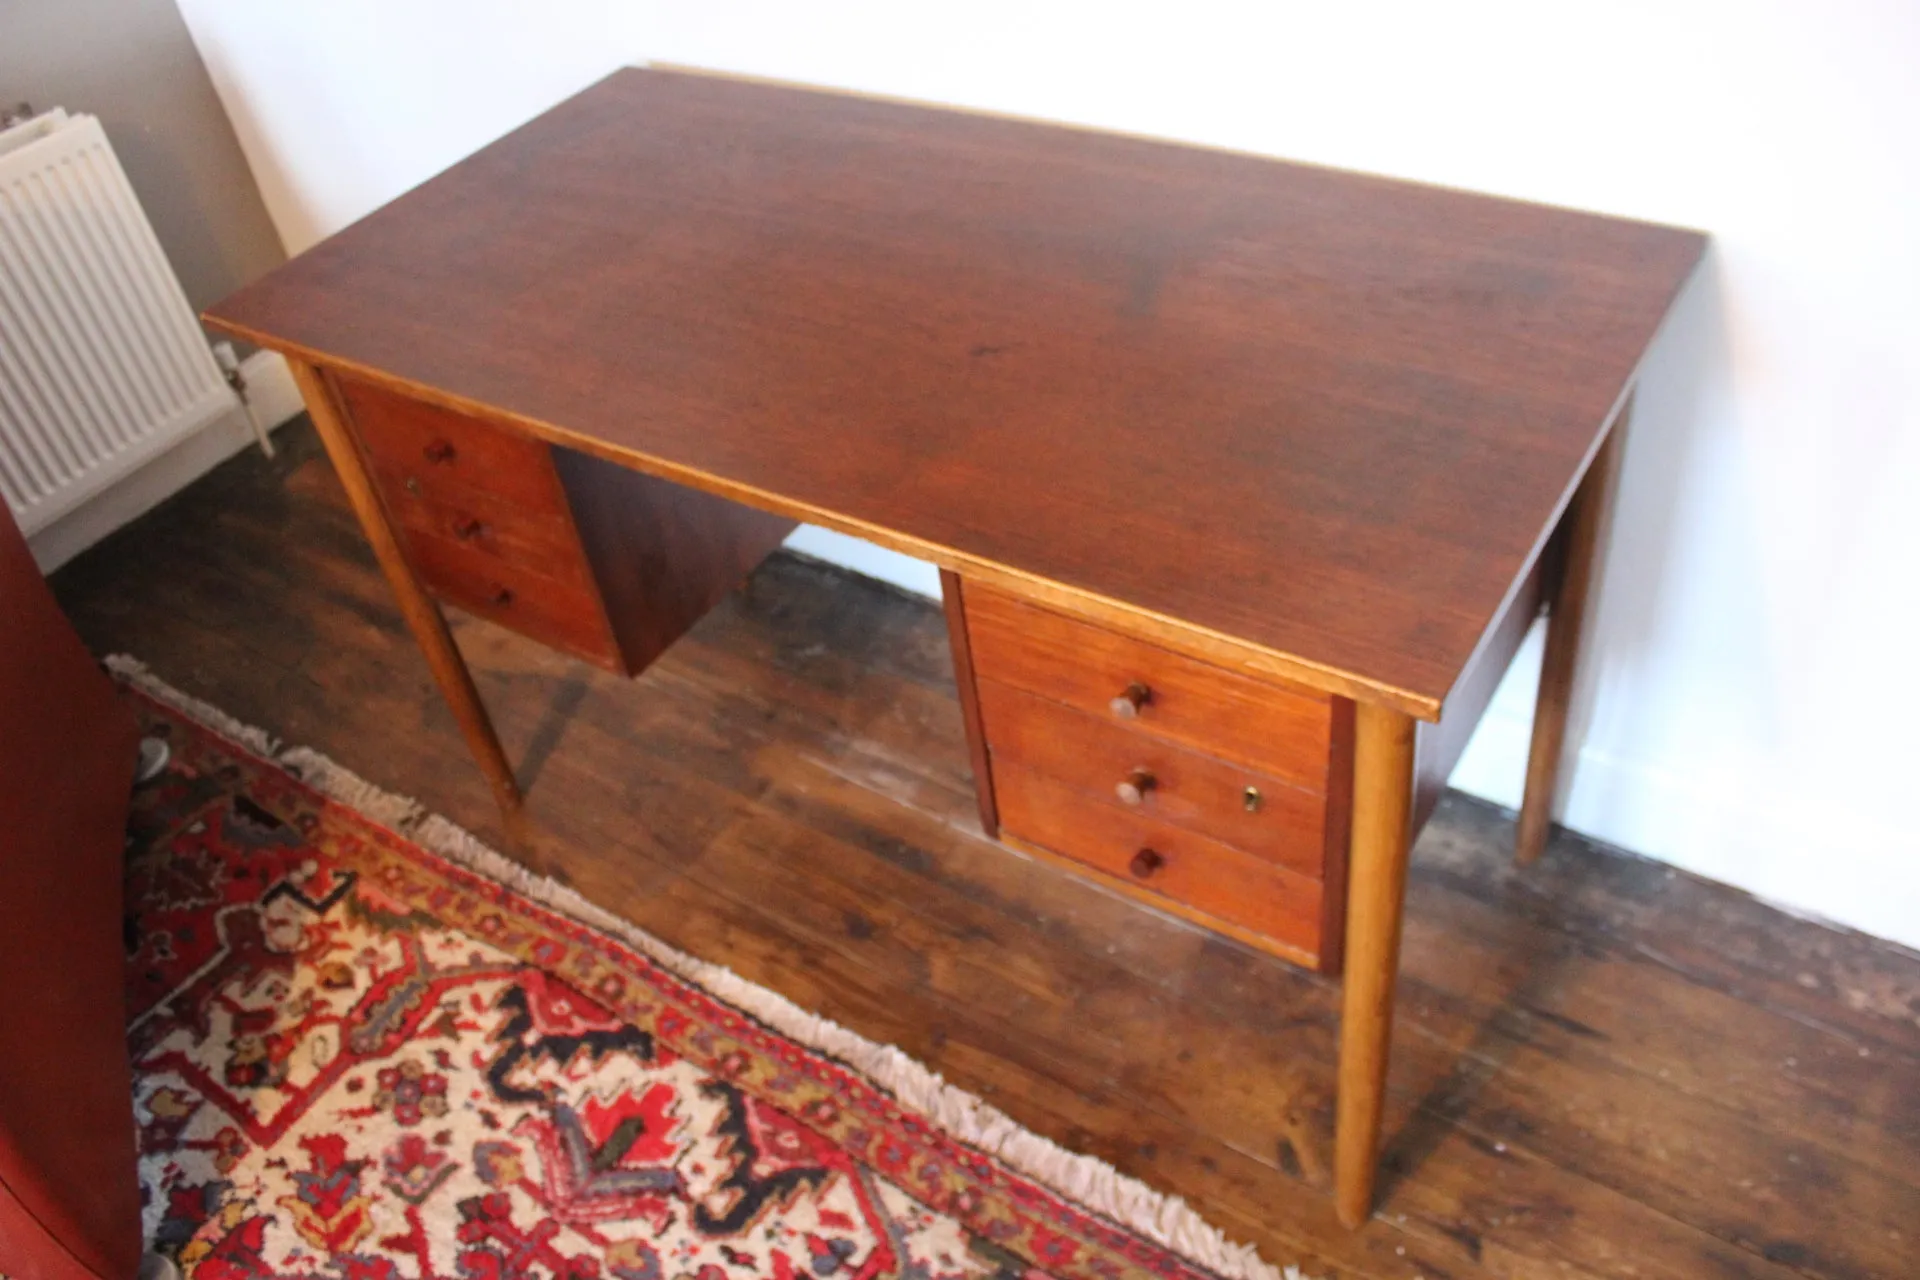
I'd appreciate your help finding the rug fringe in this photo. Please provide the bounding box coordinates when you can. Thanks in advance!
[107,654,1311,1280]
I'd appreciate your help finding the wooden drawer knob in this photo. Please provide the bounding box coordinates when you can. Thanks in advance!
[487,584,514,607]
[1129,847,1165,879]
[1115,767,1156,806]
[423,438,457,464]
[1109,681,1152,718]
[452,516,484,541]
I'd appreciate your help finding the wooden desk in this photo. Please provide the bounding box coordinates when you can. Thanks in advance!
[205,68,1705,1228]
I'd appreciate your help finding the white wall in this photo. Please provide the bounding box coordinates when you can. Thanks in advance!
[176,1,1920,948]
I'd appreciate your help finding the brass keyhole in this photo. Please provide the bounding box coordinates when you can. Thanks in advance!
[1243,785,1262,813]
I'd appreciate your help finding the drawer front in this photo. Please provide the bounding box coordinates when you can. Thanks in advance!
[379,470,591,592]
[977,677,1328,877]
[338,376,569,516]
[405,529,621,670]
[995,764,1325,962]
[963,584,1334,789]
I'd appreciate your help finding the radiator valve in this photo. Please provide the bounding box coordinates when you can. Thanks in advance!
[212,340,275,458]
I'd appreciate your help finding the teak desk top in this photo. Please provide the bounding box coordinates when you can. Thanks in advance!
[207,68,1705,721]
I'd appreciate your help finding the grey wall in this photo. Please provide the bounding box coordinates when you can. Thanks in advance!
[1,0,285,314]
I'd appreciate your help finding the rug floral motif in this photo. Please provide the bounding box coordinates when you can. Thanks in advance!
[123,690,1253,1280]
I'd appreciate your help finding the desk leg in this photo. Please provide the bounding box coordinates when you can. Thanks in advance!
[1516,404,1627,865]
[1334,700,1417,1228]
[287,359,525,826]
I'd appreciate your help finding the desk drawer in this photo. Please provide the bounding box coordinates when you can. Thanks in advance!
[338,377,569,516]
[976,677,1329,878]
[996,765,1326,964]
[963,584,1336,790]
[378,470,591,592]
[405,529,621,670]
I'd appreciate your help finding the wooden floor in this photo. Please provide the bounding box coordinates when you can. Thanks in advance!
[56,424,1920,1280]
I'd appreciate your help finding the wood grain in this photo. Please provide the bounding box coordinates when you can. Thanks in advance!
[203,67,1706,720]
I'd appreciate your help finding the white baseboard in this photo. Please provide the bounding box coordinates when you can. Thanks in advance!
[1446,620,1920,951]
[1458,717,1920,951]
[30,351,304,572]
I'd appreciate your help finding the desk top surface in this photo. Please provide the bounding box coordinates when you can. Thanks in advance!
[206,68,1705,718]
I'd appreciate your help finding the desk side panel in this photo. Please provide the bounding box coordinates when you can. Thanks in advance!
[1412,551,1548,835]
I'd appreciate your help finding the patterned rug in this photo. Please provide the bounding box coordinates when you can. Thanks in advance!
[115,663,1301,1280]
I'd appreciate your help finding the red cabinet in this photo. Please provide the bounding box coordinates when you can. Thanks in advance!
[0,508,142,1280]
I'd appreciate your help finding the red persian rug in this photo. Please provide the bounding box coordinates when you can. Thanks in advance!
[114,662,1302,1280]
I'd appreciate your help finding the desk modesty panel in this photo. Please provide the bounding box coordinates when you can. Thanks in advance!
[204,67,1706,1230]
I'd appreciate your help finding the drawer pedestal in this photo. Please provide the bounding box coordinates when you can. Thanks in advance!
[334,377,795,677]
[946,576,1354,973]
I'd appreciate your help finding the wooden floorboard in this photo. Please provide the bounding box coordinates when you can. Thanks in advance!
[54,422,1920,1280]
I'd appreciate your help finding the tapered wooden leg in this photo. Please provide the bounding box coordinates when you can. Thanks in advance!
[1516,403,1628,865]
[286,359,524,824]
[1334,700,1417,1228]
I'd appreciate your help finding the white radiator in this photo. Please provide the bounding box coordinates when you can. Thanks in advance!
[0,109,237,535]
